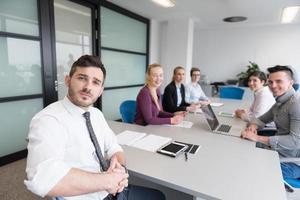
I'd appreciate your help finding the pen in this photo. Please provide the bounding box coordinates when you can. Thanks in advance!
[185,152,188,161]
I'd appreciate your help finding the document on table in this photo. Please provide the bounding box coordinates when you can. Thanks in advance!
[210,102,224,107]
[117,130,147,145]
[166,120,193,128]
[131,134,172,152]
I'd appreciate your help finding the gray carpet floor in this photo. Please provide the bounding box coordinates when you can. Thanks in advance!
[0,159,46,200]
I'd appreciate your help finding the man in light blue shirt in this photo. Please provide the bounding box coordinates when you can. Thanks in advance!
[185,67,210,104]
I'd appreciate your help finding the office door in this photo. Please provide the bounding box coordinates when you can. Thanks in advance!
[53,0,94,100]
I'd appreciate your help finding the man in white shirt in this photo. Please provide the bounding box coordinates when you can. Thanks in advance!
[25,55,165,200]
[185,67,210,105]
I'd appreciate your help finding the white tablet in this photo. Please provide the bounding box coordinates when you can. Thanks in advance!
[157,142,187,157]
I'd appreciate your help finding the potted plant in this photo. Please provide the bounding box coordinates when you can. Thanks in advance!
[237,61,260,86]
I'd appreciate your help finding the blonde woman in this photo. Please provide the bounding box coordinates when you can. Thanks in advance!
[163,66,198,113]
[135,64,184,126]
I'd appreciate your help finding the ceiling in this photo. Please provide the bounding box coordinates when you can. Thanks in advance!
[107,0,300,29]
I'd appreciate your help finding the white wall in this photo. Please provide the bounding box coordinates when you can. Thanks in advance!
[149,19,161,64]
[192,24,300,83]
[160,18,194,90]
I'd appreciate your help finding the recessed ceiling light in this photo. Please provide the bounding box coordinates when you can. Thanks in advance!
[281,6,300,24]
[151,0,175,8]
[223,16,247,23]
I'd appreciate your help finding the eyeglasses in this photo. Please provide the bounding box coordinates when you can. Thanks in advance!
[192,74,200,77]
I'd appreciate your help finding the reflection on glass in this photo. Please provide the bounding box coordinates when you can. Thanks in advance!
[54,0,92,100]
[0,0,39,36]
[102,50,146,87]
[0,98,43,157]
[0,37,42,98]
[101,7,147,53]
[102,87,142,120]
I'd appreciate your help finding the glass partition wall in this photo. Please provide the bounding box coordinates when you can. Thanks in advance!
[0,0,149,165]
[0,0,44,164]
[100,5,149,120]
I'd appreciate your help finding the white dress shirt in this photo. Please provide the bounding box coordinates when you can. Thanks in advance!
[185,82,208,104]
[242,86,275,123]
[25,97,123,200]
[176,85,182,106]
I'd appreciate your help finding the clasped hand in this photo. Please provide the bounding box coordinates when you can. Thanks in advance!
[240,124,258,142]
[106,156,128,195]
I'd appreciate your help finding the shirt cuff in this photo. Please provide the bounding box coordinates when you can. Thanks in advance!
[25,159,71,197]
[269,136,278,149]
[106,145,123,159]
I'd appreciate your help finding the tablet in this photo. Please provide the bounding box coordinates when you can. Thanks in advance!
[157,142,187,157]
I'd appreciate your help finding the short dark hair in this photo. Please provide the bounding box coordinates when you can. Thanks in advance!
[248,71,267,83]
[190,67,200,77]
[267,65,293,80]
[69,55,106,81]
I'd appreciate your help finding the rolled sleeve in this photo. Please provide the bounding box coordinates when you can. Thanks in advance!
[25,115,70,197]
[98,112,124,159]
[25,159,71,197]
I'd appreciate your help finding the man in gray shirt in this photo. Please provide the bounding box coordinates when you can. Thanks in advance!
[241,65,300,180]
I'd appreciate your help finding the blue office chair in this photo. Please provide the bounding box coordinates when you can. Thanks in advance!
[293,83,299,91]
[285,178,300,188]
[119,100,136,123]
[280,159,300,189]
[219,87,244,100]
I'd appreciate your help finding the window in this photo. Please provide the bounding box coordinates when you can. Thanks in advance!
[100,5,149,120]
[0,0,43,163]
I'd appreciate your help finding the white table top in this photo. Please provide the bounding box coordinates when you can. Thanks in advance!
[108,98,286,200]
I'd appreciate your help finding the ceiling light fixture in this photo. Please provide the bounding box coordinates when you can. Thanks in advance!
[151,0,175,8]
[281,6,300,24]
[223,16,247,23]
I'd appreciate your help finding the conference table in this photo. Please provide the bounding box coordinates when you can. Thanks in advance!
[108,98,287,200]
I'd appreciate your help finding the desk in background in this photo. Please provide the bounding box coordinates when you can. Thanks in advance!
[108,98,286,200]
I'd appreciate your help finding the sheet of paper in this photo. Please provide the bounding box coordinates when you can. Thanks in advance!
[131,134,172,152]
[210,102,224,107]
[166,121,193,128]
[117,130,147,145]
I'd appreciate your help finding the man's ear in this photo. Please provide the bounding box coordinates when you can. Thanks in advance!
[65,75,71,87]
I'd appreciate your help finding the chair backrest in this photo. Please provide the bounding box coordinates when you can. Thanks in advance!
[119,100,136,123]
[293,83,299,91]
[219,87,245,100]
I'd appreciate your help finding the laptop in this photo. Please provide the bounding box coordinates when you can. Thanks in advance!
[201,104,242,137]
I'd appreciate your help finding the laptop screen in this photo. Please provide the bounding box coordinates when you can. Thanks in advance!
[201,104,219,131]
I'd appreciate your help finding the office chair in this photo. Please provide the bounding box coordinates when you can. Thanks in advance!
[119,100,136,123]
[280,158,300,189]
[293,83,299,91]
[219,87,245,100]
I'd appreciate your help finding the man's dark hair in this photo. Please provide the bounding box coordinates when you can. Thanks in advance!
[190,67,201,77]
[69,55,106,81]
[267,65,294,80]
[248,71,267,83]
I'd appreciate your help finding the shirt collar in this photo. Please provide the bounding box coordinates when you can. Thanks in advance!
[62,96,90,116]
[254,87,264,96]
[275,88,295,104]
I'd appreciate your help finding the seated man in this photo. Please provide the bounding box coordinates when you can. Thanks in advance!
[185,67,210,105]
[25,55,165,200]
[241,65,300,180]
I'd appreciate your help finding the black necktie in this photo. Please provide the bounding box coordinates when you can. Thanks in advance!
[83,112,109,171]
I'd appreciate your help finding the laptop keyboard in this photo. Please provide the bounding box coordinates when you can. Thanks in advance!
[217,124,231,133]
